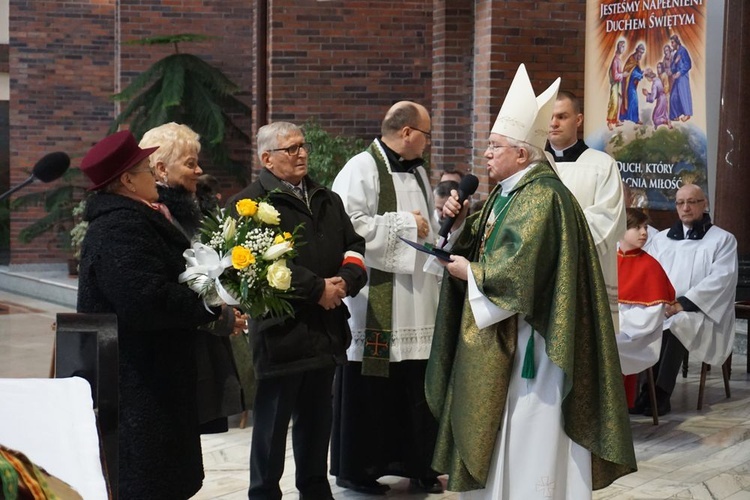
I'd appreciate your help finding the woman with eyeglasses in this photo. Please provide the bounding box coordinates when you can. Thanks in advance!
[77,130,230,498]
[139,123,246,435]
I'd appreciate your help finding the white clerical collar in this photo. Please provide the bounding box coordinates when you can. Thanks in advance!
[550,142,575,158]
[499,163,535,196]
[550,145,566,157]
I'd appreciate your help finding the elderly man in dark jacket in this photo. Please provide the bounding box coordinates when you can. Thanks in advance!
[226,122,367,500]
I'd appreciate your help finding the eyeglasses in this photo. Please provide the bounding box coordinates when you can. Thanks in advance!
[675,199,705,208]
[486,143,517,153]
[410,127,431,139]
[269,142,313,156]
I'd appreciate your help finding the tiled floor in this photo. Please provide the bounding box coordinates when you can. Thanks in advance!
[2,288,750,499]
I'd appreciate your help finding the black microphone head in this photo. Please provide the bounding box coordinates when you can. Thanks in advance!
[32,152,70,183]
[458,173,479,198]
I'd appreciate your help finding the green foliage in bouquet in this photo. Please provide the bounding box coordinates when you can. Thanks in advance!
[180,196,302,319]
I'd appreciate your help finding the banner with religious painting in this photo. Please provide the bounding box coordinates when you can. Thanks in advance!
[583,1,707,210]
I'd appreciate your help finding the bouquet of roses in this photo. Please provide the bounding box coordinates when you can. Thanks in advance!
[179,197,299,319]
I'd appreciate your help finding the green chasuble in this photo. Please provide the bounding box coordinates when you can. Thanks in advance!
[425,162,637,491]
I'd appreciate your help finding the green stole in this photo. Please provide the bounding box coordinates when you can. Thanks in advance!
[361,142,395,377]
[361,141,429,377]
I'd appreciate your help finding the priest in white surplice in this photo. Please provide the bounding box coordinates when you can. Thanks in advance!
[330,101,444,495]
[546,91,626,333]
[426,65,636,500]
[639,184,738,416]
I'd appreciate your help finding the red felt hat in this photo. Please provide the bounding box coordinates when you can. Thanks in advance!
[81,130,159,191]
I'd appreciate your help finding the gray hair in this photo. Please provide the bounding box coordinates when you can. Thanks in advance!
[257,122,302,162]
[505,136,546,163]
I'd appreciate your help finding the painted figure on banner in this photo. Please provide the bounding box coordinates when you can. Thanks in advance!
[607,40,626,131]
[642,67,671,130]
[669,34,693,122]
[620,43,645,125]
[661,44,673,93]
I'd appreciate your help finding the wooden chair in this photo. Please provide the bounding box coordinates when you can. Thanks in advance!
[55,313,119,499]
[644,366,659,425]
[696,354,731,410]
[734,302,750,373]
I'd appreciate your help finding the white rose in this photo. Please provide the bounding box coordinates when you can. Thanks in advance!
[262,241,293,260]
[256,202,281,225]
[266,259,292,290]
[222,217,236,243]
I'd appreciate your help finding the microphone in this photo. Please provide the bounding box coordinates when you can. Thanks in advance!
[0,152,70,201]
[438,173,479,242]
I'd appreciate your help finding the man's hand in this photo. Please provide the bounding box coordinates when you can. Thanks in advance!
[318,277,347,310]
[438,254,470,281]
[665,302,684,318]
[412,210,430,240]
[232,308,248,336]
[442,189,470,233]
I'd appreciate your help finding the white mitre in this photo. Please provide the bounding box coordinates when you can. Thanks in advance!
[491,64,561,150]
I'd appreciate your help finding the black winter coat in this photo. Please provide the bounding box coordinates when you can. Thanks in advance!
[77,193,218,499]
[227,169,368,379]
[157,184,244,428]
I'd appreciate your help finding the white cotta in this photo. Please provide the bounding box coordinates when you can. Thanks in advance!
[179,242,240,308]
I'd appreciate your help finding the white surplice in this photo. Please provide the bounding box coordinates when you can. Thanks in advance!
[331,144,441,361]
[649,226,738,365]
[553,148,626,333]
[618,303,667,375]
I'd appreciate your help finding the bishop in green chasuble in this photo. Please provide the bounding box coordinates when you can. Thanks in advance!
[425,64,635,498]
[426,161,636,494]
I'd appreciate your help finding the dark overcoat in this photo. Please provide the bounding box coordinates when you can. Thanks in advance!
[226,168,368,379]
[77,192,218,499]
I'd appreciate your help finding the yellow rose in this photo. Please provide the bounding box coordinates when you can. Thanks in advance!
[283,232,292,240]
[236,199,258,217]
[231,246,256,269]
[256,202,281,225]
[267,259,292,290]
[273,234,285,244]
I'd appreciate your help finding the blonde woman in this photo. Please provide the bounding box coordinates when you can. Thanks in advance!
[140,122,246,434]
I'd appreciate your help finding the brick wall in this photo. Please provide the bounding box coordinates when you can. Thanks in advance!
[9,0,254,264]
[10,1,117,264]
[262,0,433,157]
[8,0,589,265]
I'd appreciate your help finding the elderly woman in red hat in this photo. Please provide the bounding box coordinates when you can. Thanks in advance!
[76,130,226,499]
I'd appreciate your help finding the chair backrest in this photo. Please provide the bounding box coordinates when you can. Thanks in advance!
[55,312,118,499]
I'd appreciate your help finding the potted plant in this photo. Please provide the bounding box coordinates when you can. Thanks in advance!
[11,168,87,267]
[303,119,366,188]
[110,34,251,178]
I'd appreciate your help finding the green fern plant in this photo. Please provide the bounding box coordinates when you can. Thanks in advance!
[109,34,251,178]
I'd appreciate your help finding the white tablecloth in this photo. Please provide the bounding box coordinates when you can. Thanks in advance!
[0,377,108,499]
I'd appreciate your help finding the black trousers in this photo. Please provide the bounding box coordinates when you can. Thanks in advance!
[651,329,688,397]
[248,366,336,500]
